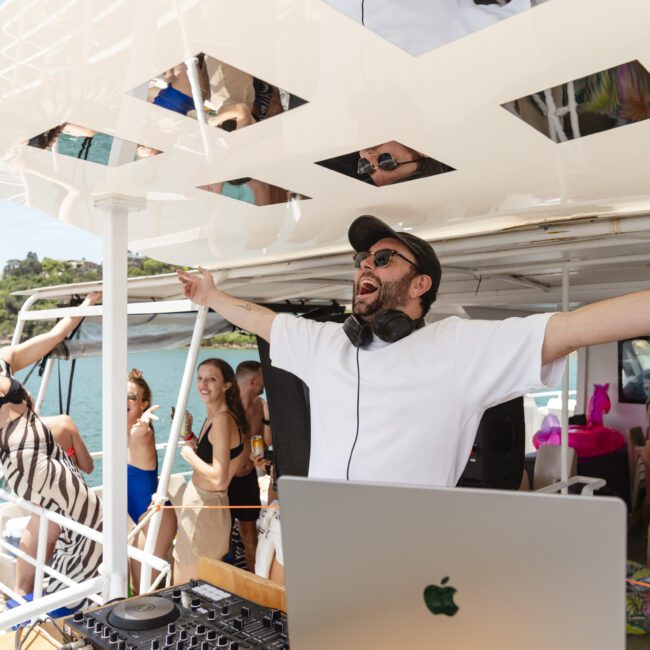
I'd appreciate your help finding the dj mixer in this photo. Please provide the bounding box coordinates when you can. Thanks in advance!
[64,580,289,650]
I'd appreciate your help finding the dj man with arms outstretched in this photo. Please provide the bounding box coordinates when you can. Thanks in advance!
[177,215,650,487]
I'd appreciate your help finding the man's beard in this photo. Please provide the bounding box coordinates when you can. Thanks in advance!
[352,268,416,322]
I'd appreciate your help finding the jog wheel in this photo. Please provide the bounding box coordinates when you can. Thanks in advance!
[107,596,179,631]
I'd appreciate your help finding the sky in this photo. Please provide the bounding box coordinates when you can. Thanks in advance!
[0,198,103,270]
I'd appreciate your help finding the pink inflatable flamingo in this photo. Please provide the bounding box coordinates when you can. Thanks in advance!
[533,383,625,458]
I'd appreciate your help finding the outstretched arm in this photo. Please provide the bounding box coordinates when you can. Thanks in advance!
[542,289,650,364]
[0,292,102,372]
[177,268,276,342]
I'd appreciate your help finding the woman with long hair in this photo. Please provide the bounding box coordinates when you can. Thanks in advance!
[173,358,247,583]
[126,369,177,594]
[0,292,102,609]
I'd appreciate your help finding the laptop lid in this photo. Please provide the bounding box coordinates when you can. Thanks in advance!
[278,477,626,650]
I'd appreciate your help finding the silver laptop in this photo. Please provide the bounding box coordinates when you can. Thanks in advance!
[278,477,626,650]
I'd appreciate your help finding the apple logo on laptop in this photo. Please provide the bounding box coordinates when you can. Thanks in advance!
[423,577,459,617]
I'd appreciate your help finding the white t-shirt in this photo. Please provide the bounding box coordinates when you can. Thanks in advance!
[270,313,565,487]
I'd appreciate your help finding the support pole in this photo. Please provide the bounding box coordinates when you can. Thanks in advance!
[185,55,215,162]
[11,295,38,345]
[94,193,145,600]
[560,264,570,494]
[34,358,54,414]
[139,305,208,593]
[32,513,49,600]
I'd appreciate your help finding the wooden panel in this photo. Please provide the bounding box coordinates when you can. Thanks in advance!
[198,557,286,612]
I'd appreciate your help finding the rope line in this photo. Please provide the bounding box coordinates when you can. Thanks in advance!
[148,504,278,511]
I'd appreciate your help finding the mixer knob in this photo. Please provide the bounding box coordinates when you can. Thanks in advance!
[175,641,184,650]
[207,609,216,621]
[151,641,160,650]
[195,623,205,635]
[205,630,217,642]
[85,617,95,630]
[240,606,250,619]
[273,619,284,633]
[271,609,281,620]
[178,630,188,641]
[165,634,174,646]
[228,643,238,650]
[216,636,228,647]
[95,622,104,634]
[110,631,119,643]
[262,615,271,628]
[102,627,111,639]
[167,623,176,634]
[73,612,84,623]
[233,618,244,631]
[220,604,229,616]
[188,637,198,648]
[117,640,126,650]
[191,598,200,610]
[200,642,210,650]
[171,589,181,602]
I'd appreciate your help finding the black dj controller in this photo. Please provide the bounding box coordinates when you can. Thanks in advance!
[64,579,289,650]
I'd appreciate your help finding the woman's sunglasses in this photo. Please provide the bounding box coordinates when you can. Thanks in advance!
[357,153,427,176]
[353,248,421,272]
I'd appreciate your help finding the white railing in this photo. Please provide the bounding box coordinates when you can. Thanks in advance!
[0,488,170,630]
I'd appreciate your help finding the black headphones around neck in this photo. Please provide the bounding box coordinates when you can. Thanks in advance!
[343,311,424,348]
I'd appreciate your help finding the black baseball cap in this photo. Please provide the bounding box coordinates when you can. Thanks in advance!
[348,215,441,303]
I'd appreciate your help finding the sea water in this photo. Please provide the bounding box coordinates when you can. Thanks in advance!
[14,347,260,488]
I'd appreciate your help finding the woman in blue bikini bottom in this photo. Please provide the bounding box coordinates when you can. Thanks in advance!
[126,369,176,594]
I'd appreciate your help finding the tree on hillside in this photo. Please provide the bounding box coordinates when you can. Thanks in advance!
[3,252,42,278]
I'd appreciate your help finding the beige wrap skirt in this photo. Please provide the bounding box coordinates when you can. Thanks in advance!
[173,481,230,566]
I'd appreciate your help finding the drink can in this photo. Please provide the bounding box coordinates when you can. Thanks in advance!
[251,435,265,459]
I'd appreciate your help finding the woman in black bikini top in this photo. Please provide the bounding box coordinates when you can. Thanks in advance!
[173,357,247,584]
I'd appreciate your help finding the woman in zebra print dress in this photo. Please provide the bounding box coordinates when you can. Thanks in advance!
[0,292,103,607]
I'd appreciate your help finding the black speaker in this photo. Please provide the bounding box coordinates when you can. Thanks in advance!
[457,396,524,490]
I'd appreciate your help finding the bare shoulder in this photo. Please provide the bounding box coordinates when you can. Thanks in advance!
[0,348,13,367]
[209,411,238,435]
[252,397,264,416]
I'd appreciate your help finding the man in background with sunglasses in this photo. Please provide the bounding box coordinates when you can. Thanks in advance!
[178,215,650,488]
[357,141,453,187]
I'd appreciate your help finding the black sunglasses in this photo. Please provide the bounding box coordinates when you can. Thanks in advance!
[357,153,427,176]
[353,248,421,272]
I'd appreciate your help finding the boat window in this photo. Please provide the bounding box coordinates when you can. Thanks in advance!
[503,60,650,143]
[316,140,454,187]
[130,52,307,131]
[323,0,550,57]
[618,337,650,404]
[198,179,310,208]
[26,122,162,166]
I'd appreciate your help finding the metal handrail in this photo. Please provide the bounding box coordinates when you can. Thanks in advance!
[0,488,170,630]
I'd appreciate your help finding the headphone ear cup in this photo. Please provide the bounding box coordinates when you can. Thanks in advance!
[372,310,413,343]
[343,315,373,348]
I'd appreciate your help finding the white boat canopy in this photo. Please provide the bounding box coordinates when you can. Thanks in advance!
[0,0,648,312]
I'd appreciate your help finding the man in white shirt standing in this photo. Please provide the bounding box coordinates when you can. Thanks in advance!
[177,215,650,487]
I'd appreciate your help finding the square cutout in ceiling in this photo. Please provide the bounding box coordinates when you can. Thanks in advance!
[316,140,454,186]
[198,178,310,206]
[131,53,307,131]
[503,60,650,142]
[26,123,161,165]
[323,0,549,56]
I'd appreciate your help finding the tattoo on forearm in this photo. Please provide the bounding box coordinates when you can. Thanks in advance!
[235,302,263,313]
